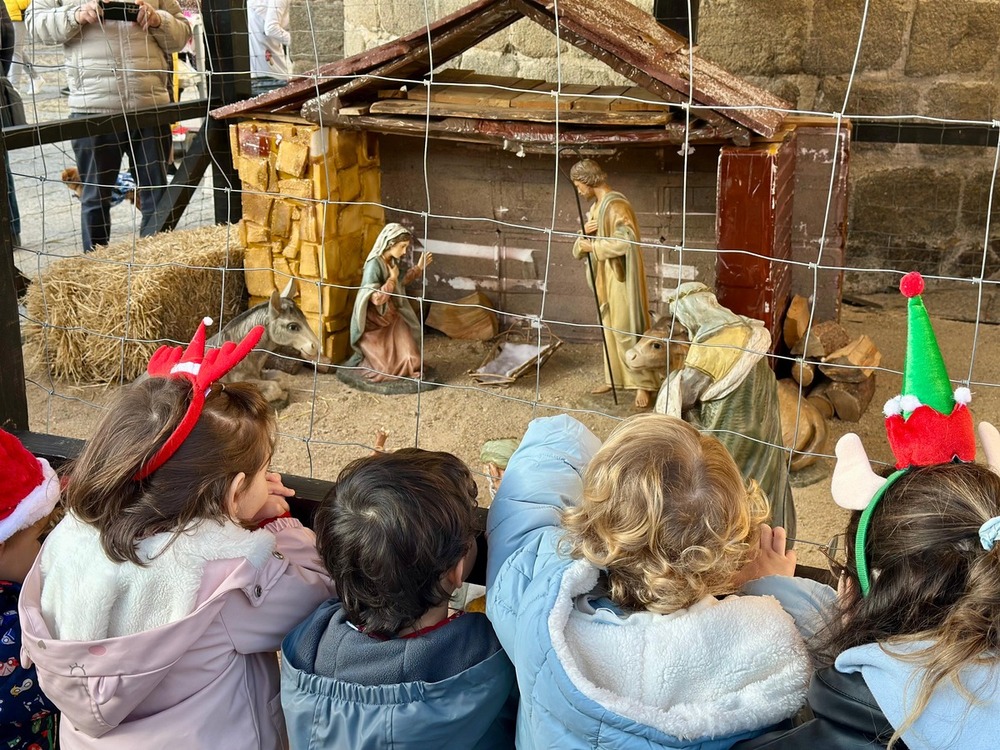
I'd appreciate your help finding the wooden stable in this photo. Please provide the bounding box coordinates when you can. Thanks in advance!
[213,0,850,350]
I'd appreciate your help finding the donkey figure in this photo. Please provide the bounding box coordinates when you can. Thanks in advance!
[208,281,323,408]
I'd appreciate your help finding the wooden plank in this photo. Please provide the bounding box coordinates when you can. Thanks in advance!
[570,85,630,112]
[608,86,671,112]
[407,69,490,100]
[509,83,598,111]
[433,75,543,107]
[369,97,671,125]
[324,112,722,148]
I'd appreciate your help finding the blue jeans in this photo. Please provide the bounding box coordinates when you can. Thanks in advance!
[70,117,170,252]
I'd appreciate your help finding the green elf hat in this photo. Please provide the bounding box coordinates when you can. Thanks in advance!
[830,271,976,596]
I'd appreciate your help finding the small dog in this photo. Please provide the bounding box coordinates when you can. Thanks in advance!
[61,167,140,210]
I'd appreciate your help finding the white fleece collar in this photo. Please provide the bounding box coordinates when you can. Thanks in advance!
[549,560,811,741]
[40,514,275,641]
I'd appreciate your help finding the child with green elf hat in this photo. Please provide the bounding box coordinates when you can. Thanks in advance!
[734,271,1000,750]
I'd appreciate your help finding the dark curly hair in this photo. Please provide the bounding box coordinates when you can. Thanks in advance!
[315,449,478,637]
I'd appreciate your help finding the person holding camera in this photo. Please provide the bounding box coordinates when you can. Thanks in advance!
[25,0,189,252]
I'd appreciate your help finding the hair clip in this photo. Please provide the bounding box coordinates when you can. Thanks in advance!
[134,318,264,481]
[979,516,1000,551]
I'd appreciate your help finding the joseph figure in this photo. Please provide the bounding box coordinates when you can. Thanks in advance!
[570,159,660,408]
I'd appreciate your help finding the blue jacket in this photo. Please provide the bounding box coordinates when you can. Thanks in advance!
[486,415,812,750]
[281,598,516,749]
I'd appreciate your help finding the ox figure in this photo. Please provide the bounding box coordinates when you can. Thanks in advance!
[624,282,796,537]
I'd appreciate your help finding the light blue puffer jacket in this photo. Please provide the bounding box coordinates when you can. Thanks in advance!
[486,415,812,750]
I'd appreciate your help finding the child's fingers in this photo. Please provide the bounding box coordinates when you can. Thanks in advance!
[758,523,773,551]
[770,525,787,555]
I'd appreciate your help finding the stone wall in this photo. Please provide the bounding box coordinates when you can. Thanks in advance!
[340,0,1000,294]
[697,0,1000,292]
[288,0,345,71]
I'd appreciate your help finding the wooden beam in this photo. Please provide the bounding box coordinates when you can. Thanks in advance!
[369,98,673,125]
[2,100,210,151]
[511,0,750,144]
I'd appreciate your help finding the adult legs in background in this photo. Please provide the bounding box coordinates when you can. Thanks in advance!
[10,22,36,92]
[71,128,125,252]
[128,125,170,238]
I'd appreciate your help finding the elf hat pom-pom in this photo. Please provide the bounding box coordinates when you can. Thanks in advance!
[0,430,60,544]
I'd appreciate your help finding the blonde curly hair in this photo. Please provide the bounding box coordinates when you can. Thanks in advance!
[562,413,769,613]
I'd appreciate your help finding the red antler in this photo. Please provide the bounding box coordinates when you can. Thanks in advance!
[134,320,265,481]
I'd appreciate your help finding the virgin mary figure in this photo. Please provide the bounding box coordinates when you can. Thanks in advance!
[346,223,433,382]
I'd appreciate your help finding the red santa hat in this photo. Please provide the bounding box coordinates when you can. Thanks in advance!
[0,429,60,544]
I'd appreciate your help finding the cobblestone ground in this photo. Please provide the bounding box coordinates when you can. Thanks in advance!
[10,47,218,282]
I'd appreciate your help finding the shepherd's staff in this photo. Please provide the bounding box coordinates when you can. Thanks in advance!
[561,154,618,405]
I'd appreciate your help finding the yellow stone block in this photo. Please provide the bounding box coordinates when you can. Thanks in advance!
[242,192,273,226]
[299,205,319,244]
[325,326,351,364]
[249,295,270,309]
[238,155,269,193]
[229,124,240,166]
[318,201,340,243]
[360,167,380,200]
[363,222,382,256]
[337,203,365,239]
[276,139,310,178]
[271,200,293,238]
[245,221,269,245]
[299,281,347,314]
[282,223,301,259]
[277,178,313,201]
[299,242,320,279]
[238,218,248,247]
[327,231,364,285]
[338,165,361,203]
[244,244,275,297]
[330,129,358,170]
[357,131,379,168]
[273,256,292,286]
[311,162,332,200]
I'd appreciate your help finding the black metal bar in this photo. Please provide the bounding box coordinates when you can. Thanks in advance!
[201,0,250,224]
[653,0,700,43]
[1,100,212,151]
[152,126,214,233]
[0,135,28,431]
[852,121,1000,147]
[14,429,833,589]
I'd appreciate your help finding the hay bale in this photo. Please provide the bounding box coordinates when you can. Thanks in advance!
[24,225,246,383]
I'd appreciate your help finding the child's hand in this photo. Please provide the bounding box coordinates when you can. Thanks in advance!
[733,524,796,587]
[265,471,294,500]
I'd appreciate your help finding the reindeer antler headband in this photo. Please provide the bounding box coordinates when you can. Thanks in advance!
[831,272,999,595]
[134,318,264,481]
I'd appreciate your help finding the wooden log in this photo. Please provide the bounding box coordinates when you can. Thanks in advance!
[819,334,881,383]
[789,319,851,359]
[783,295,809,350]
[790,359,815,387]
[811,374,877,422]
[425,292,499,340]
[807,392,835,420]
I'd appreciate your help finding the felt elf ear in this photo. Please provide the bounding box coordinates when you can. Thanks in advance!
[978,422,1000,476]
[831,433,884,511]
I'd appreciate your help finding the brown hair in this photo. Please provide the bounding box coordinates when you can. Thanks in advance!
[315,449,478,637]
[823,462,1000,747]
[569,159,607,187]
[562,413,768,613]
[64,378,276,565]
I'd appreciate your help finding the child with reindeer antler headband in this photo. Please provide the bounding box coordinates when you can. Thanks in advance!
[736,272,1000,750]
[17,320,334,749]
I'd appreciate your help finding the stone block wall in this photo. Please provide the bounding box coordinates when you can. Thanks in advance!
[698,0,1000,292]
[340,0,1000,293]
[231,122,384,363]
